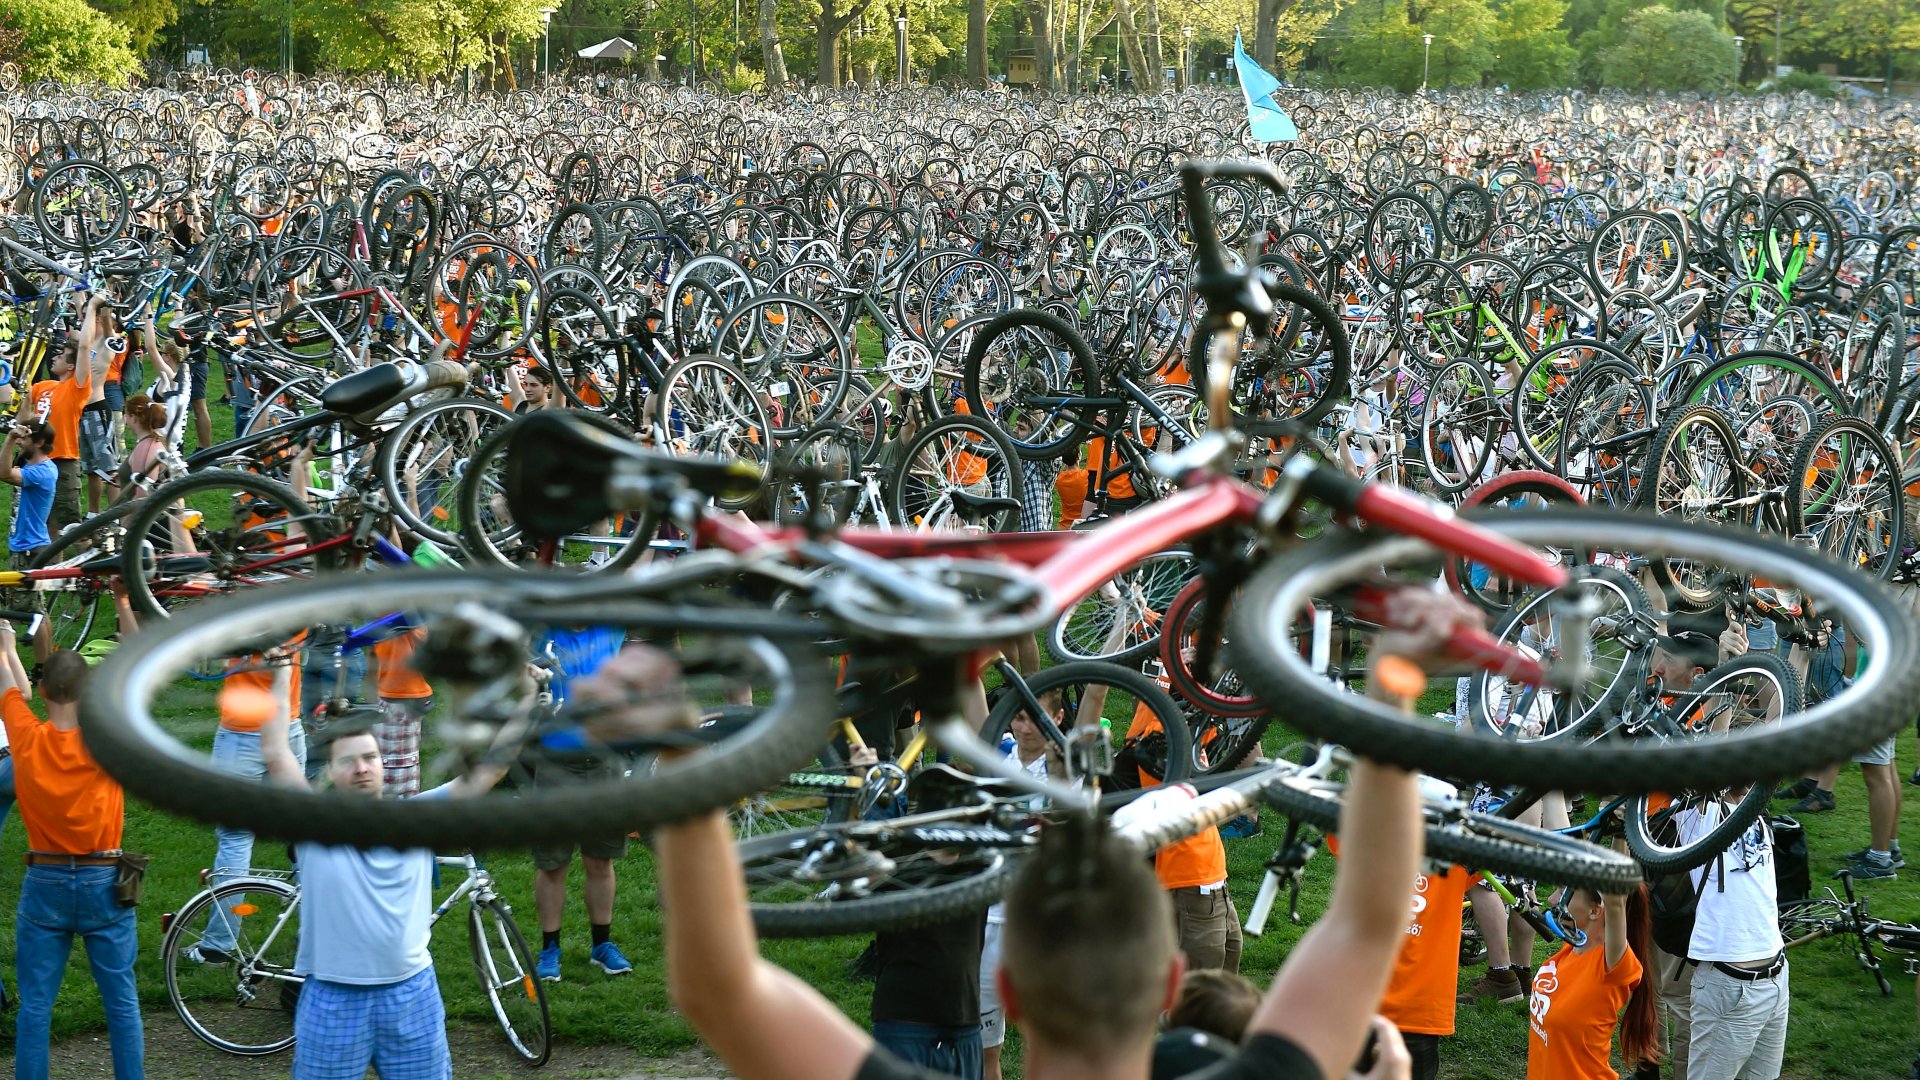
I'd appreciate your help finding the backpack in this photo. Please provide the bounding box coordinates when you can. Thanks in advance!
[1770,814,1810,903]
[1648,853,1721,959]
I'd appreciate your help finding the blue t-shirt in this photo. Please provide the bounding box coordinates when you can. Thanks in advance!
[538,625,626,706]
[294,783,451,985]
[9,459,55,552]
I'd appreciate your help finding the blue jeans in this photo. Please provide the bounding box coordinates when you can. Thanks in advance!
[872,1020,983,1080]
[0,752,16,833]
[16,865,142,1080]
[204,723,304,952]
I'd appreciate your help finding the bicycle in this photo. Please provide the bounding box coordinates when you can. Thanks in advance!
[158,851,550,1064]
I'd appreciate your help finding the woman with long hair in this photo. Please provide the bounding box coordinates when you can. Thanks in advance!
[1525,881,1659,1079]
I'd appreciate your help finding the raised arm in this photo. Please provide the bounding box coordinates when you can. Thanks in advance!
[255,658,309,791]
[1247,594,1474,1080]
[574,646,873,1080]
[0,423,24,486]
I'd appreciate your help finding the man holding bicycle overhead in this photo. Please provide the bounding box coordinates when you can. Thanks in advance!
[578,591,1476,1080]
[248,653,512,1080]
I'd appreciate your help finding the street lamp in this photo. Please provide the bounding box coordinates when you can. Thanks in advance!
[896,13,909,87]
[1421,33,1433,91]
[1733,35,1743,83]
[538,7,557,83]
[1182,26,1194,89]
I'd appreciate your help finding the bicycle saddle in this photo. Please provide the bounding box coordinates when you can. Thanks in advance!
[320,362,408,417]
[944,489,1023,524]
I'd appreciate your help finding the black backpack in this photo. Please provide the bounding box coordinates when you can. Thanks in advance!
[1770,814,1810,903]
[1649,854,1721,959]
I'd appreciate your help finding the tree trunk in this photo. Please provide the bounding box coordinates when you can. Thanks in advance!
[499,32,518,90]
[1066,12,1112,93]
[1253,0,1287,73]
[1028,0,1054,88]
[967,0,989,86]
[1139,0,1163,92]
[1111,0,1151,93]
[815,0,876,86]
[760,0,788,87]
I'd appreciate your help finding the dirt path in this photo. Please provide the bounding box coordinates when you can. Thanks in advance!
[0,1021,732,1079]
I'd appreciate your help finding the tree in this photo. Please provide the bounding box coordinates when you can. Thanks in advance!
[0,0,140,82]
[814,0,877,85]
[967,0,987,83]
[87,0,177,56]
[1595,5,1735,90]
[1328,0,1422,89]
[1419,0,1496,86]
[1488,0,1574,87]
[759,0,789,85]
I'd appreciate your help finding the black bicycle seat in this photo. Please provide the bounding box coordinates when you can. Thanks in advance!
[320,363,407,417]
[944,489,1023,524]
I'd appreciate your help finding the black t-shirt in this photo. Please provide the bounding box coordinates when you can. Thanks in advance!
[869,914,983,1028]
[854,1033,1321,1080]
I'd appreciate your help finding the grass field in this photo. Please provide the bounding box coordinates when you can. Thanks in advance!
[0,394,1916,1077]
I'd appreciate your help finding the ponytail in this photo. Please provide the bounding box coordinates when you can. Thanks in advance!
[1616,882,1662,1069]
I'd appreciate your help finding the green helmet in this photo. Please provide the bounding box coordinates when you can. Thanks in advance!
[77,638,119,666]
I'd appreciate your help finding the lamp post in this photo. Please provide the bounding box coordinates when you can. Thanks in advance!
[538,7,557,83]
[896,12,909,87]
[1182,26,1193,88]
[1421,33,1433,91]
[1733,35,1743,84]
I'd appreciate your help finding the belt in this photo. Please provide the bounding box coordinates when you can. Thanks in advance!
[25,852,120,867]
[1711,953,1786,981]
[1195,881,1229,894]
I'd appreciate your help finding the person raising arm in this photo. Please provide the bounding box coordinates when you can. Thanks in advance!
[574,590,1469,1080]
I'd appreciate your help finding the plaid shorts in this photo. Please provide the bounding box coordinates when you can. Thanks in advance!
[375,697,432,799]
[292,967,450,1080]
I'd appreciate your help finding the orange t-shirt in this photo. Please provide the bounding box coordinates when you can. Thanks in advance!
[30,378,87,461]
[3,688,124,854]
[1086,436,1135,500]
[1381,865,1473,1035]
[370,628,433,700]
[1526,942,1643,1080]
[1127,699,1226,889]
[106,342,128,384]
[1056,468,1088,526]
[221,662,302,733]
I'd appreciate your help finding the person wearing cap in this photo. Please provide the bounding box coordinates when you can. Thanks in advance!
[2,591,142,1080]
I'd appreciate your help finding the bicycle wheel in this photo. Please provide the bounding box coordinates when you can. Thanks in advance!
[980,660,1195,786]
[1787,415,1904,581]
[1637,404,1748,610]
[161,876,302,1056]
[121,469,348,621]
[1553,359,1651,507]
[742,815,1024,938]
[1226,508,1920,793]
[961,307,1101,460]
[1261,777,1641,893]
[377,398,516,549]
[1683,350,1846,426]
[1418,358,1496,494]
[888,414,1027,534]
[467,898,551,1066]
[538,288,629,415]
[1624,784,1773,876]
[1159,575,1269,726]
[1047,549,1194,665]
[653,354,773,507]
[83,572,835,848]
[454,413,654,576]
[1443,471,1585,613]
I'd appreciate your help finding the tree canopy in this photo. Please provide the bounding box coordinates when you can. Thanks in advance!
[1,0,142,83]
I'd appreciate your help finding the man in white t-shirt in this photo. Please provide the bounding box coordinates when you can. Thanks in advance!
[1678,794,1787,1080]
[251,655,510,1080]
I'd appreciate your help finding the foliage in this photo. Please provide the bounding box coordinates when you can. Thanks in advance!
[0,0,141,83]
[1768,68,1837,96]
[1324,0,1506,91]
[87,0,178,55]
[287,0,546,78]
[1593,5,1735,90]
[1488,0,1574,88]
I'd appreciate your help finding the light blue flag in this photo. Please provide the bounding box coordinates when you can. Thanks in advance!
[1233,32,1299,143]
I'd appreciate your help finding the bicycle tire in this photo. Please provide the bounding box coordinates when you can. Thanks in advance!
[742,819,1023,938]
[455,412,655,576]
[1159,574,1269,725]
[1046,549,1194,666]
[161,876,302,1056]
[467,897,551,1066]
[1624,783,1773,876]
[1787,415,1904,582]
[887,414,1027,534]
[82,572,835,848]
[980,660,1195,785]
[120,469,348,622]
[1261,777,1642,893]
[961,307,1102,461]
[376,398,516,549]
[1225,508,1920,792]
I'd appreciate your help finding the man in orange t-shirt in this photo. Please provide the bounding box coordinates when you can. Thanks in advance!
[1126,696,1240,973]
[31,297,104,535]
[368,626,434,798]
[1377,858,1473,1080]
[1,603,145,1080]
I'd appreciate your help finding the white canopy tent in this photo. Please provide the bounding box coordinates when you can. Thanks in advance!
[577,37,639,61]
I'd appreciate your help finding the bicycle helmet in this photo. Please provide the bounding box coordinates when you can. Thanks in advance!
[76,637,118,666]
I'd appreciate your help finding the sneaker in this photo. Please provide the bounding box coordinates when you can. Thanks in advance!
[1786,788,1836,813]
[1773,778,1816,801]
[182,944,232,965]
[1909,769,1920,788]
[1513,966,1533,997]
[536,943,562,983]
[1847,841,1905,869]
[1457,967,1524,1004]
[1219,814,1262,840]
[1850,853,1899,881]
[590,941,633,976]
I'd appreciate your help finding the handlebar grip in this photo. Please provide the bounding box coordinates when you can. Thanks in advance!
[1244,869,1282,938]
[0,572,25,587]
